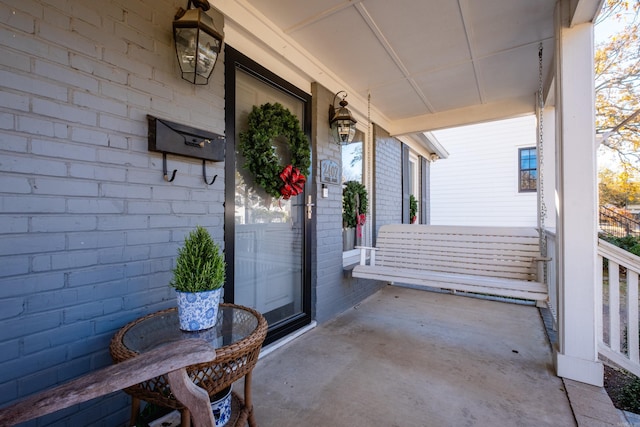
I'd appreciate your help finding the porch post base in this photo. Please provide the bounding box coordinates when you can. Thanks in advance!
[554,351,603,387]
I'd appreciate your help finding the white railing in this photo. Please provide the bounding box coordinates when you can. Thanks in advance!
[597,239,640,377]
[543,229,558,329]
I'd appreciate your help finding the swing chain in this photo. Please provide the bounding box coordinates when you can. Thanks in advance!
[538,43,549,267]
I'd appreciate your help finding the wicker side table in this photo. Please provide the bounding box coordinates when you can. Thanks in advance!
[110,304,268,427]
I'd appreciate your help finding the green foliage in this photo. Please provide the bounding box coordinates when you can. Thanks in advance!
[342,181,368,228]
[409,194,418,221]
[238,103,311,198]
[617,372,640,413]
[601,234,640,257]
[170,226,225,293]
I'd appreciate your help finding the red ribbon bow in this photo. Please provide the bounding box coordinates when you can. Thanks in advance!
[279,164,306,200]
[357,213,366,238]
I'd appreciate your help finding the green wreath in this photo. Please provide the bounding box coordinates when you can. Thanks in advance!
[239,103,310,199]
[343,181,368,228]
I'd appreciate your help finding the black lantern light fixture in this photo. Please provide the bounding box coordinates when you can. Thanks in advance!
[173,0,224,85]
[329,91,357,145]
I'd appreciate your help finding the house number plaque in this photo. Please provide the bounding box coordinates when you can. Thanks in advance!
[320,160,340,184]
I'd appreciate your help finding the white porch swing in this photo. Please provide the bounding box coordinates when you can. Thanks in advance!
[352,46,550,306]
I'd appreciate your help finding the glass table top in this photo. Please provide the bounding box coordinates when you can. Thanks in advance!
[122,306,259,354]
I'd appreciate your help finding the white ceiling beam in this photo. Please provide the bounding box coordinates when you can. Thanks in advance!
[389,95,535,135]
[570,0,605,26]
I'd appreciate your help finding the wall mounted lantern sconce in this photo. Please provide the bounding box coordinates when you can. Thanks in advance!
[329,91,357,145]
[173,0,224,85]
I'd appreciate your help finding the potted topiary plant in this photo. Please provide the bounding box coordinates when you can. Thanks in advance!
[170,225,226,331]
[410,194,418,224]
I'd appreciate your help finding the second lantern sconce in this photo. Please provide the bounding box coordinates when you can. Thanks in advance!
[329,91,357,145]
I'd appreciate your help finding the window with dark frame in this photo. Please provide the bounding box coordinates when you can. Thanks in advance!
[519,147,537,192]
[341,130,365,253]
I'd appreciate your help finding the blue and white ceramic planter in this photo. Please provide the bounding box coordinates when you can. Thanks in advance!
[176,288,222,331]
[211,386,232,427]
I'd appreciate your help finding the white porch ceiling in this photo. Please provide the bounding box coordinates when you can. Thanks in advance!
[244,0,559,135]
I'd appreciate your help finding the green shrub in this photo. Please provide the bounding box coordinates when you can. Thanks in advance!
[170,226,225,293]
[601,235,640,257]
[618,375,640,413]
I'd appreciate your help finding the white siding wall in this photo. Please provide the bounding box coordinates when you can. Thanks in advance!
[430,116,538,226]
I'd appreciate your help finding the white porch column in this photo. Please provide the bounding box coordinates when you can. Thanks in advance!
[553,1,603,386]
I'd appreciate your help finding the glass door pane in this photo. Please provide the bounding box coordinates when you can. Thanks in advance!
[234,70,305,326]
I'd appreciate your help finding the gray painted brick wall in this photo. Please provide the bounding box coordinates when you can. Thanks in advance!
[0,1,225,424]
[0,3,399,425]
[311,84,384,324]
[374,126,403,234]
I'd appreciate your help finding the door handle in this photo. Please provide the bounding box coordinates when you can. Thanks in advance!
[306,195,315,220]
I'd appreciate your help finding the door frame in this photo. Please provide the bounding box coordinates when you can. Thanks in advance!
[224,46,312,345]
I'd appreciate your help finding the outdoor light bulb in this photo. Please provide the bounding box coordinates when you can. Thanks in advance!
[338,119,355,142]
[338,126,349,142]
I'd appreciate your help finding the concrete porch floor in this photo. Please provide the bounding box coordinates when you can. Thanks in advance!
[243,285,628,427]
